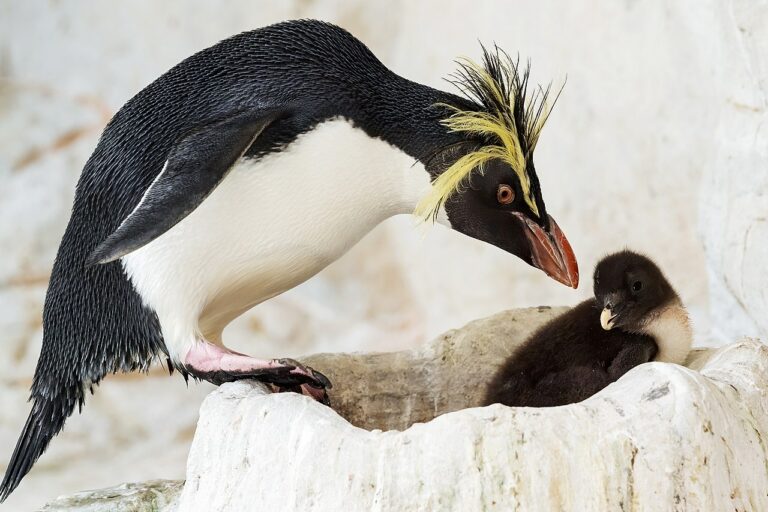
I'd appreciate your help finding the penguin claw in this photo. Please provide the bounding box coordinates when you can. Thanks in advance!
[276,358,333,389]
[274,383,331,406]
[188,363,328,390]
[308,385,332,406]
[182,344,332,400]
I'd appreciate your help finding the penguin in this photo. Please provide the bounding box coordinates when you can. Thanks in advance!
[0,20,579,499]
[485,250,692,408]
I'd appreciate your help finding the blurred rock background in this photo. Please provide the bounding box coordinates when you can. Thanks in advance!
[0,0,765,509]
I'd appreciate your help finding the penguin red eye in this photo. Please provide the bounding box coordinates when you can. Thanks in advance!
[497,184,515,205]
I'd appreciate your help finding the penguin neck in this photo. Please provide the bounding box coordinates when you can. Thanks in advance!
[635,300,693,365]
[336,75,463,222]
[354,73,470,167]
[285,117,435,222]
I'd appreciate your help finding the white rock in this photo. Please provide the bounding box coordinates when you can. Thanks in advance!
[699,0,768,342]
[40,480,181,512]
[40,308,768,511]
[174,314,768,511]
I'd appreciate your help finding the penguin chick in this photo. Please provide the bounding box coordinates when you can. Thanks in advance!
[485,250,692,408]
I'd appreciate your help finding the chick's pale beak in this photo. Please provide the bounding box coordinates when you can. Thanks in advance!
[600,308,616,330]
[513,212,579,288]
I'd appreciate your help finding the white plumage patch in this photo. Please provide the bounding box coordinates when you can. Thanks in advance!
[121,119,436,362]
[644,303,694,365]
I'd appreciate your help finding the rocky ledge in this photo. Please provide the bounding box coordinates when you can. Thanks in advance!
[42,308,768,511]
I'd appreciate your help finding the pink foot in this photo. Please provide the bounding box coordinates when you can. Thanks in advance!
[183,342,331,404]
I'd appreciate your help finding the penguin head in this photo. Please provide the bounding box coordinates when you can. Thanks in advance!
[416,48,578,288]
[436,156,577,287]
[593,250,677,331]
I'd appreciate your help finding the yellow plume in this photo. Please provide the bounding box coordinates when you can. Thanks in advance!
[414,50,560,223]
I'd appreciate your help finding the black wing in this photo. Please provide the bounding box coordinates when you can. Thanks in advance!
[87,108,284,265]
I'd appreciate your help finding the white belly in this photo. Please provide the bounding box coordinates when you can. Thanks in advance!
[122,119,432,361]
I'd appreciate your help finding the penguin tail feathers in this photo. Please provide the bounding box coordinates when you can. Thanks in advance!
[0,390,76,502]
[0,242,164,501]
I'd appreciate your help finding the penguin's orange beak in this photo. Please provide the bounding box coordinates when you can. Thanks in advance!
[513,212,579,288]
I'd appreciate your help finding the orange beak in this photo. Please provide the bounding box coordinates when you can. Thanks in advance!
[513,212,579,288]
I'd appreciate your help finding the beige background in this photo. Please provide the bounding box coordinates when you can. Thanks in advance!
[1,0,765,509]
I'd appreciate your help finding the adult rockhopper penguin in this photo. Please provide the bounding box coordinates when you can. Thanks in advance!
[1,20,578,499]
[485,250,692,408]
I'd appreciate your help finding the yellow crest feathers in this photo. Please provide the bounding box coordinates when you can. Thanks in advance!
[414,48,562,222]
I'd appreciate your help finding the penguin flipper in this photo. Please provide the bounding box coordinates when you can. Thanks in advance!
[87,108,284,265]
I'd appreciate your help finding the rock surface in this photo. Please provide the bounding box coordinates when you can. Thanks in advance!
[40,480,182,512]
[302,307,566,430]
[174,309,764,511]
[41,307,768,511]
[698,0,768,342]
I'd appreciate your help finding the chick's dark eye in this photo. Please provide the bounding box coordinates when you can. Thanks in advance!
[632,281,643,292]
[497,184,515,205]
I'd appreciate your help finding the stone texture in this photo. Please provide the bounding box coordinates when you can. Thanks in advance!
[302,307,566,430]
[698,0,768,342]
[40,480,181,512]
